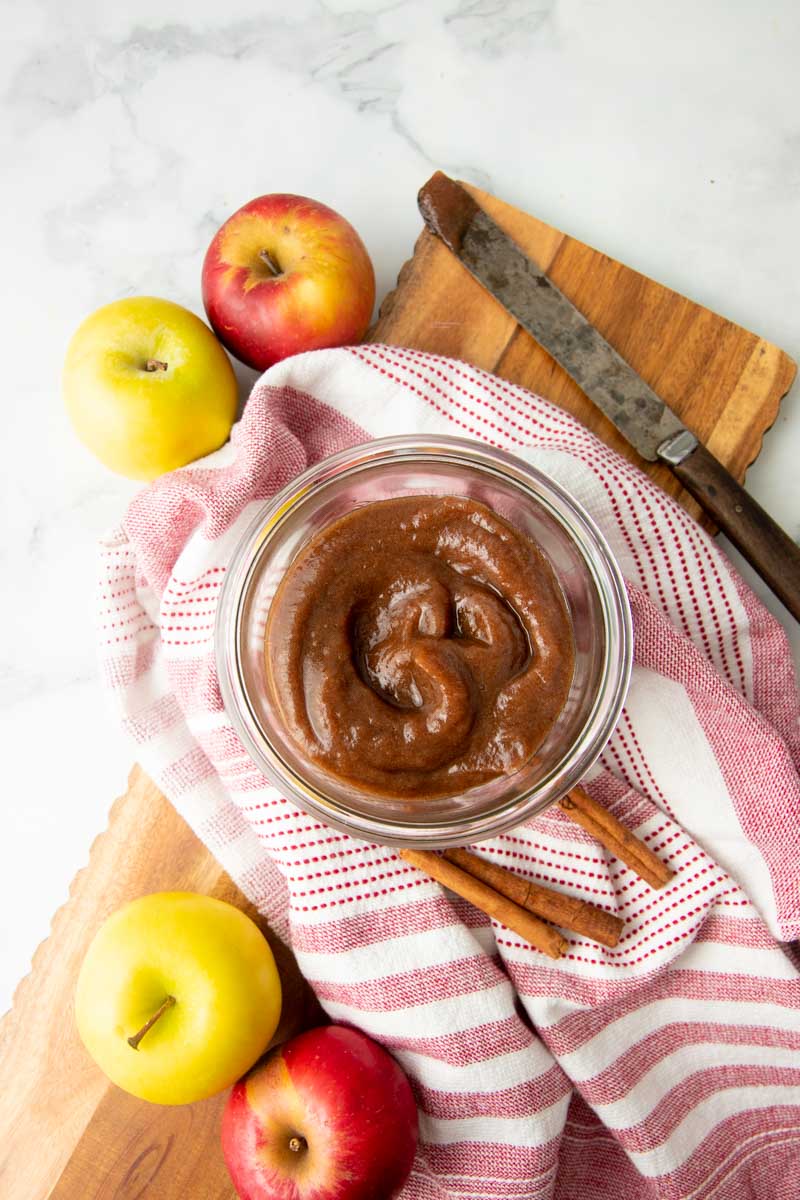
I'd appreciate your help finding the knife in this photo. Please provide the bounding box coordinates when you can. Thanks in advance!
[418,172,800,623]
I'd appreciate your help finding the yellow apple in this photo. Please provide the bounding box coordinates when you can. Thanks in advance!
[75,892,282,1105]
[63,296,238,480]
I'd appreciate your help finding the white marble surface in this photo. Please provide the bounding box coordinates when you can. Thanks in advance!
[1,0,799,1016]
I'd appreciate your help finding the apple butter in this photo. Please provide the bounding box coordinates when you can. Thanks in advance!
[265,496,574,799]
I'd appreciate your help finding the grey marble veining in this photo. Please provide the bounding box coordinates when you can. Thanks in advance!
[1,0,798,1014]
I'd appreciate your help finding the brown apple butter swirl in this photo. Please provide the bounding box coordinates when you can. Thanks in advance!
[265,496,574,799]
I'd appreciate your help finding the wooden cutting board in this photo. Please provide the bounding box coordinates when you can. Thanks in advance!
[0,182,794,1200]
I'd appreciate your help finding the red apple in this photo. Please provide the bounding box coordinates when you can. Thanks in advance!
[202,194,375,371]
[221,1024,418,1200]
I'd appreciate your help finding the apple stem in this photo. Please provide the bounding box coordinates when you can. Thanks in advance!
[144,358,169,372]
[259,249,282,277]
[288,1135,307,1154]
[127,995,176,1050]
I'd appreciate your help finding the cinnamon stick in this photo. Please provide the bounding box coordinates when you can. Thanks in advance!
[444,847,623,948]
[559,785,674,890]
[399,848,567,959]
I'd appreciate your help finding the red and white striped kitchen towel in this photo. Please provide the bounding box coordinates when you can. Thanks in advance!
[98,345,800,1199]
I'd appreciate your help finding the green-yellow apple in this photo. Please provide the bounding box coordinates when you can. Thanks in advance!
[75,892,282,1105]
[201,194,375,371]
[63,296,238,480]
[221,1025,418,1200]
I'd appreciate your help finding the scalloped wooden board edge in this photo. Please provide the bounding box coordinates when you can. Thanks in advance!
[2,181,795,1199]
[372,182,796,522]
[0,767,320,1200]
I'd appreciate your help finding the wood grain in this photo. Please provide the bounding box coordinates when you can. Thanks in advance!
[671,441,800,620]
[0,181,794,1199]
[0,768,321,1200]
[373,183,796,523]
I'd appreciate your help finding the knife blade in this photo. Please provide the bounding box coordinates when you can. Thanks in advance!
[418,171,800,622]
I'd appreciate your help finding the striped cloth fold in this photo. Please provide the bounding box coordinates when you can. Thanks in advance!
[98,345,800,1199]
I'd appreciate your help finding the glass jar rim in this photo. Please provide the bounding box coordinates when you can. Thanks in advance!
[216,434,632,847]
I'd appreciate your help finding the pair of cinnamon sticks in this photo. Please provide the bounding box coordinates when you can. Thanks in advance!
[399,785,674,959]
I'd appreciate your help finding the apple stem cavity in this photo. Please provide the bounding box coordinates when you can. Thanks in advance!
[288,1135,308,1155]
[127,994,176,1050]
[144,358,169,372]
[258,249,283,277]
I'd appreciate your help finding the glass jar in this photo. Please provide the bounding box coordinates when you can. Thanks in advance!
[216,435,631,847]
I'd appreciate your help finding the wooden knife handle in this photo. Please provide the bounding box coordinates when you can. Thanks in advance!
[669,442,800,621]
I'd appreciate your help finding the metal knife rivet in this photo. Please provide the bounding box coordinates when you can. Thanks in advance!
[418,172,800,622]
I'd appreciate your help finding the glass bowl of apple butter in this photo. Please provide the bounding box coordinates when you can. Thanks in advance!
[216,435,631,847]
